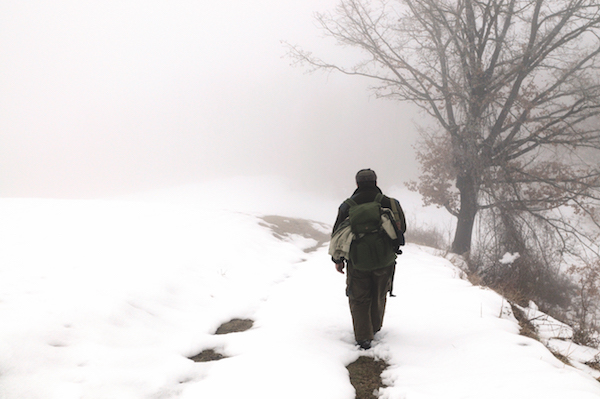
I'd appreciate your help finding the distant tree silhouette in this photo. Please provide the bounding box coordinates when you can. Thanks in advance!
[286,0,600,255]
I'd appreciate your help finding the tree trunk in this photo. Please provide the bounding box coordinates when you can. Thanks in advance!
[451,170,479,255]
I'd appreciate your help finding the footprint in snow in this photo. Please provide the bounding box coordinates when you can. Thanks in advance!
[188,318,254,363]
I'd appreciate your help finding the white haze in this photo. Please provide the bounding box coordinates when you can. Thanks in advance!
[0,0,420,200]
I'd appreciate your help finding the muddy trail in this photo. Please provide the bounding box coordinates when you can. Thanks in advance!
[259,215,330,253]
[261,216,389,398]
[189,215,388,399]
[189,317,388,399]
[347,356,389,399]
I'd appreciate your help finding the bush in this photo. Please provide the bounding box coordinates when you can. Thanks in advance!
[405,223,449,250]
[470,206,573,312]
[568,260,600,347]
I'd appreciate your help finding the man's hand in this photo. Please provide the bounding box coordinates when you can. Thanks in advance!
[335,262,345,274]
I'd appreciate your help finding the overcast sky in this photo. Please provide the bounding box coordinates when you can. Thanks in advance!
[0,0,420,200]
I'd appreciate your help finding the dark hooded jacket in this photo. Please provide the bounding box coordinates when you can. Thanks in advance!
[332,182,406,234]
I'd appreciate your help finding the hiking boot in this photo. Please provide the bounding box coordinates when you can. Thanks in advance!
[357,340,372,350]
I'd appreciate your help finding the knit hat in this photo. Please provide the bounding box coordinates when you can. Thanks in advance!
[355,169,377,184]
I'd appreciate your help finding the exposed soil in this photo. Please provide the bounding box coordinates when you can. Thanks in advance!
[188,318,255,363]
[189,349,226,363]
[215,318,254,335]
[347,356,389,399]
[259,215,330,253]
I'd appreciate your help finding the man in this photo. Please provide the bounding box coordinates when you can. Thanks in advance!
[332,169,406,350]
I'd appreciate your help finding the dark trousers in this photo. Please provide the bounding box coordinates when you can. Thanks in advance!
[346,262,394,342]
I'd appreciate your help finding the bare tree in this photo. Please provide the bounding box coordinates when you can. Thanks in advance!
[286,0,600,255]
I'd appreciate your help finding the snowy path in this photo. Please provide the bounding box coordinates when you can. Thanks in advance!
[181,244,600,399]
[1,191,600,398]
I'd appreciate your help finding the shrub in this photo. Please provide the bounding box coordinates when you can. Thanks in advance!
[470,205,573,311]
[405,222,449,250]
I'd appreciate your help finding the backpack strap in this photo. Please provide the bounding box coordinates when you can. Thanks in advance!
[389,197,399,220]
[344,198,358,208]
[345,194,383,209]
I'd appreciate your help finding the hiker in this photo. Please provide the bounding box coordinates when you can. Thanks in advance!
[331,169,406,350]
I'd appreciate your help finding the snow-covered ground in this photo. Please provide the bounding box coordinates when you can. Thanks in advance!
[1,177,600,399]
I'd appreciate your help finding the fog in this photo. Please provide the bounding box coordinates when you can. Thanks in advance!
[0,0,420,200]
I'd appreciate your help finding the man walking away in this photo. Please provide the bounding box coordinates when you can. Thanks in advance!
[331,169,406,350]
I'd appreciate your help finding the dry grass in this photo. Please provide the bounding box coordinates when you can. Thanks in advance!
[550,350,572,366]
[405,224,448,250]
[509,304,577,367]
[510,303,539,340]
[466,271,485,287]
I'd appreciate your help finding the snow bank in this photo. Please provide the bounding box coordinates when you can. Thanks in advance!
[0,196,310,398]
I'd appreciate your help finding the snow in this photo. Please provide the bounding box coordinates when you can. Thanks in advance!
[1,178,600,398]
[518,302,600,381]
[500,252,521,265]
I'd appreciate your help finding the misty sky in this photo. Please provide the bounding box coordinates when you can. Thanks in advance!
[1,0,420,199]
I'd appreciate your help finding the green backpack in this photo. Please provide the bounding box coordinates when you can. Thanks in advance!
[345,194,397,271]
